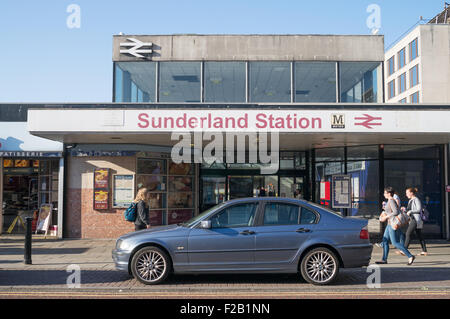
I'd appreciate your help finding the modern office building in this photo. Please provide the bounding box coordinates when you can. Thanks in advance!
[1,34,449,240]
[385,5,450,103]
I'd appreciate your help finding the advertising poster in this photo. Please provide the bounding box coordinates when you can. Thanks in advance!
[36,204,53,234]
[93,168,110,210]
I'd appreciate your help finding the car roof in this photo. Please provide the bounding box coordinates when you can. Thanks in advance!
[224,197,310,205]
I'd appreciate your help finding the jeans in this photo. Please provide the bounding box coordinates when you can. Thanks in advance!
[382,224,413,261]
[404,219,427,252]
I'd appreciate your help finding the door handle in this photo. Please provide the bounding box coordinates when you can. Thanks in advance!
[296,228,311,233]
[240,230,256,235]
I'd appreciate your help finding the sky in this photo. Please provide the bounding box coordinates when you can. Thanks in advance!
[0,0,445,103]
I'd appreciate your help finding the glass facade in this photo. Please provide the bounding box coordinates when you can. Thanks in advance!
[159,62,201,102]
[114,62,156,102]
[249,62,291,102]
[312,145,444,237]
[114,61,383,103]
[204,62,246,102]
[294,62,336,102]
[339,62,382,103]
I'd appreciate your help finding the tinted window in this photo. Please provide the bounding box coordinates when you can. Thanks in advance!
[249,62,291,102]
[114,62,156,102]
[294,62,336,102]
[159,62,201,102]
[263,203,299,225]
[210,203,257,228]
[300,207,317,224]
[204,62,246,102]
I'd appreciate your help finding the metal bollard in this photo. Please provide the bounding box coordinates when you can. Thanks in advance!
[24,217,33,265]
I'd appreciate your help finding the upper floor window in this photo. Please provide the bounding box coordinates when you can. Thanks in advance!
[398,73,406,94]
[410,91,419,104]
[159,62,201,103]
[339,62,382,103]
[249,62,291,102]
[398,48,406,70]
[295,62,336,102]
[409,38,418,62]
[204,62,246,102]
[410,65,419,88]
[388,56,395,76]
[114,62,156,102]
[388,80,396,99]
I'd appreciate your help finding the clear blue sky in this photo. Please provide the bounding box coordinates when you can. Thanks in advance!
[0,0,444,102]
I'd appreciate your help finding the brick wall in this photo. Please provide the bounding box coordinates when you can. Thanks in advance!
[65,156,136,238]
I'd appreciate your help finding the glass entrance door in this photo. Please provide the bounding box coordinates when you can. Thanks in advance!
[280,176,304,199]
[228,176,253,199]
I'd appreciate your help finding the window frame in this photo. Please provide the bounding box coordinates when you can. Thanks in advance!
[409,64,419,88]
[409,38,418,62]
[398,47,406,70]
[261,202,301,226]
[410,91,420,104]
[388,79,396,99]
[388,56,395,76]
[398,72,406,94]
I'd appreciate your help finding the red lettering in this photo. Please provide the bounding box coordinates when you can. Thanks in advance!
[138,113,149,128]
[256,113,267,128]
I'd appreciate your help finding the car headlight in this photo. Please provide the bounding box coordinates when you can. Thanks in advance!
[116,239,132,251]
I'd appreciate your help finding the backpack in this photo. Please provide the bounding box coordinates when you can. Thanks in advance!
[420,207,430,222]
[124,202,137,222]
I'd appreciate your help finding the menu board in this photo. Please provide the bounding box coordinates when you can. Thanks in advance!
[36,204,53,234]
[332,175,352,209]
[113,175,135,208]
[93,168,110,210]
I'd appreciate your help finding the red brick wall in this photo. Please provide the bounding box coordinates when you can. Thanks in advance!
[66,188,135,238]
[65,156,136,239]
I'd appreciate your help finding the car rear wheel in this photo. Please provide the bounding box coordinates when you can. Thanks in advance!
[300,247,339,285]
[131,246,171,285]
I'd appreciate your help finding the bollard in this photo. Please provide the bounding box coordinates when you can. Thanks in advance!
[24,217,33,265]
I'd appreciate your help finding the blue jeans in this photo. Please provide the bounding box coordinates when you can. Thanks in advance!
[382,224,413,261]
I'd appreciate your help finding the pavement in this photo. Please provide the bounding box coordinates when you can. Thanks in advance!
[1,234,450,299]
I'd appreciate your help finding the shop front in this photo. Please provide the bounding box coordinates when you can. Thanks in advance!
[26,105,450,239]
[0,122,63,237]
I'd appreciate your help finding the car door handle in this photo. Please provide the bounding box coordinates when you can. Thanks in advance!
[296,228,311,233]
[240,230,256,235]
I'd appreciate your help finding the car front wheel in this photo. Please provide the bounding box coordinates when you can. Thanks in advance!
[131,246,171,285]
[300,247,339,285]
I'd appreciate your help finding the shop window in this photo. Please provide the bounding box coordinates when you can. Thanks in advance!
[384,145,439,159]
[347,145,379,160]
[136,158,195,226]
[249,62,291,102]
[295,62,336,102]
[204,62,246,102]
[159,62,201,102]
[315,147,344,162]
[114,62,156,102]
[280,152,306,170]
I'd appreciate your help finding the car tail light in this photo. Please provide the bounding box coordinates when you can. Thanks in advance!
[360,227,369,240]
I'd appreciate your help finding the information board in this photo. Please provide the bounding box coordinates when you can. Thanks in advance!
[332,174,352,209]
[113,174,135,208]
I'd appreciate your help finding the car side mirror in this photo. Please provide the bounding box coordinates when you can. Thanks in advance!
[200,220,212,229]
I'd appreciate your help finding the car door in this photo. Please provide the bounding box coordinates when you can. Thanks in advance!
[187,202,259,271]
[253,202,318,269]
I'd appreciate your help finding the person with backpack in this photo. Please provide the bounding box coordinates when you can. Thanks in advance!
[402,187,428,256]
[133,187,151,231]
[376,187,415,265]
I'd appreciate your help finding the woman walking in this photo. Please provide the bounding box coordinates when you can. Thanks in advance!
[402,187,428,256]
[134,187,151,231]
[376,187,415,265]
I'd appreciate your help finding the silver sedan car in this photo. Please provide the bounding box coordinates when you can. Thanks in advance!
[112,197,372,285]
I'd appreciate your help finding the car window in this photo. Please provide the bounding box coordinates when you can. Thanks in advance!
[263,203,299,225]
[300,207,317,224]
[210,203,257,228]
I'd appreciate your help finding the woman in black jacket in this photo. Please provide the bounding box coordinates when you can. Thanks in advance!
[133,187,150,231]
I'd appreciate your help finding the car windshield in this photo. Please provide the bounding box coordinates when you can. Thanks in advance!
[178,203,226,228]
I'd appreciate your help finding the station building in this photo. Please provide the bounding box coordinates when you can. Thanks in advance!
[1,34,449,239]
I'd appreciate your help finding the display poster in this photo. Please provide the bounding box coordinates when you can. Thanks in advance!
[113,174,135,208]
[93,168,110,210]
[168,209,193,224]
[36,204,53,234]
[332,175,352,209]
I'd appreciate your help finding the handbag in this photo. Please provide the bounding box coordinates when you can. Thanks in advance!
[391,211,410,230]
[420,207,430,222]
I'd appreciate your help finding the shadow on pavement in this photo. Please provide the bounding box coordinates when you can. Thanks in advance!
[0,248,90,255]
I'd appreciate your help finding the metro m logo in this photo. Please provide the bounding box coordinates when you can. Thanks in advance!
[331,114,345,129]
